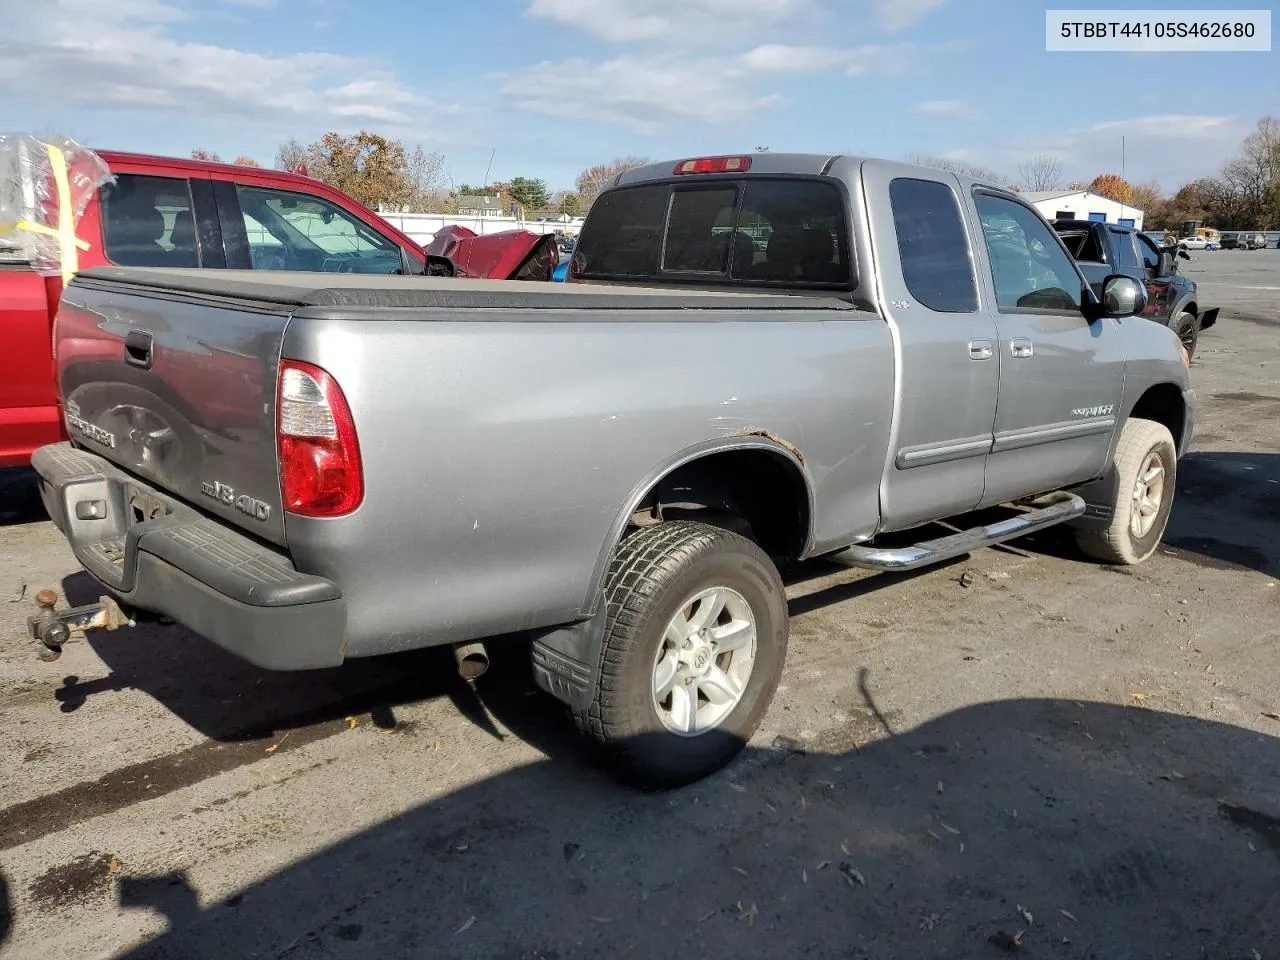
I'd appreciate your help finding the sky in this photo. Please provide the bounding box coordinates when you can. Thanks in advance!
[1,0,1275,194]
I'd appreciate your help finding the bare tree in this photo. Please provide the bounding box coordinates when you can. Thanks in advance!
[274,138,307,172]
[405,145,448,211]
[903,152,1011,186]
[575,156,650,209]
[190,148,221,162]
[1017,153,1063,191]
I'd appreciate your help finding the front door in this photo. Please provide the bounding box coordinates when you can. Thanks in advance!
[863,166,1000,532]
[970,191,1126,506]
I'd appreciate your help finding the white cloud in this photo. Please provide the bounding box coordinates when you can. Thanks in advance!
[497,42,927,132]
[741,43,918,76]
[493,55,784,134]
[526,0,810,44]
[928,114,1247,189]
[912,99,980,120]
[0,0,429,129]
[872,0,948,31]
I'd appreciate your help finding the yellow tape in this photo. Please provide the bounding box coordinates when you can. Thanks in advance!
[0,143,89,283]
[47,144,78,285]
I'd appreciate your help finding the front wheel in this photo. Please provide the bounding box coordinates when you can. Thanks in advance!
[1074,418,1177,565]
[573,521,789,788]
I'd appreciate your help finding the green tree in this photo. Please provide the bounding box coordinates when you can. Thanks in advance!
[508,177,551,210]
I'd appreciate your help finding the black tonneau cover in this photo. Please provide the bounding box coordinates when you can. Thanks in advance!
[73,267,856,313]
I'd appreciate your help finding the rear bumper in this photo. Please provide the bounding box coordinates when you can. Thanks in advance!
[32,442,347,670]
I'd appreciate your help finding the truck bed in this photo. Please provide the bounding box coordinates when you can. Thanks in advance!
[75,267,858,315]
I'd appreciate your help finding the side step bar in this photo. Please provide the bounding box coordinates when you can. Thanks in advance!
[829,492,1086,572]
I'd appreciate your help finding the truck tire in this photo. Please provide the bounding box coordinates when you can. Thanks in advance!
[1074,418,1177,565]
[574,520,788,788]
[1172,311,1199,359]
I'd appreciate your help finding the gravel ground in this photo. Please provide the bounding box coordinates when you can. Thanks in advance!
[1,251,1278,960]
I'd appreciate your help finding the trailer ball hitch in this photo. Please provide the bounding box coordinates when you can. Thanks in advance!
[27,589,136,662]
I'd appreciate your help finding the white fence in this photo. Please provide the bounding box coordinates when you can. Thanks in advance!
[374,212,577,247]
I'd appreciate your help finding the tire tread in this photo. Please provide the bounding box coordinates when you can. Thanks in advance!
[1075,418,1176,564]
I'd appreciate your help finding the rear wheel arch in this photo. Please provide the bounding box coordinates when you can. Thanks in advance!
[582,438,815,617]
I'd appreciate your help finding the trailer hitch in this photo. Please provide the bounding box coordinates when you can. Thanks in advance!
[27,589,136,662]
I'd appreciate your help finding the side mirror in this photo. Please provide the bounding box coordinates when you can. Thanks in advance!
[1157,252,1173,276]
[1100,274,1147,318]
[422,254,456,277]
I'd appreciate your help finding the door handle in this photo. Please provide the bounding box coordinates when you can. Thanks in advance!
[124,330,154,369]
[968,338,993,361]
[1010,338,1034,359]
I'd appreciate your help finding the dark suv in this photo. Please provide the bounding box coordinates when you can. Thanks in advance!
[1053,219,1218,357]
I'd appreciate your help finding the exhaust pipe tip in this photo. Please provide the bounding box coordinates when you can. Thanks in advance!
[453,641,489,681]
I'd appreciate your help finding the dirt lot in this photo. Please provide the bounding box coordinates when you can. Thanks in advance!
[1,251,1278,960]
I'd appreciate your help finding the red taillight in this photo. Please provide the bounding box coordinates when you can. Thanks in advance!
[673,156,752,175]
[277,359,363,517]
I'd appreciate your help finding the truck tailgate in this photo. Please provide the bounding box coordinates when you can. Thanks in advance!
[54,273,289,546]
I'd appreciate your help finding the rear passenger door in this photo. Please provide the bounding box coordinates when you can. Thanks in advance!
[969,191,1125,506]
[98,171,224,269]
[863,166,1000,531]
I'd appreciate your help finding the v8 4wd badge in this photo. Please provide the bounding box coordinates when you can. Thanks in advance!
[200,480,271,521]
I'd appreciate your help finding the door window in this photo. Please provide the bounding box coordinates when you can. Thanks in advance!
[101,174,200,268]
[1136,233,1163,273]
[974,193,1083,314]
[234,185,404,274]
[888,177,976,312]
[1109,228,1141,270]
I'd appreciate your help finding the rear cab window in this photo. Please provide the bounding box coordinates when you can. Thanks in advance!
[887,177,976,313]
[571,177,853,291]
[100,173,200,268]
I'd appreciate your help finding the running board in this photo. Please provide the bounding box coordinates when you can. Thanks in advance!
[829,492,1086,572]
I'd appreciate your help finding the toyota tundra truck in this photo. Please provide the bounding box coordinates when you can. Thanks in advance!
[27,153,1195,787]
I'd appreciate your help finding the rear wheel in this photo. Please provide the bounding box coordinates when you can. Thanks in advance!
[1172,311,1199,359]
[573,521,788,788]
[1074,418,1177,565]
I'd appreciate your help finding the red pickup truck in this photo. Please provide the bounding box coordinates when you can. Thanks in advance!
[1,149,556,478]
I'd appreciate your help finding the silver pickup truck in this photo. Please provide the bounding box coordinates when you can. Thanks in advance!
[29,153,1195,787]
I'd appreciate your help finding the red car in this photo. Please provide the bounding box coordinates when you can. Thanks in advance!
[1,149,556,476]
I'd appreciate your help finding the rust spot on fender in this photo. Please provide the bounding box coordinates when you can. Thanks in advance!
[735,428,805,467]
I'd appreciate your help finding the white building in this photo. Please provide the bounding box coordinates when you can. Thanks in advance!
[455,194,508,218]
[1022,190,1144,230]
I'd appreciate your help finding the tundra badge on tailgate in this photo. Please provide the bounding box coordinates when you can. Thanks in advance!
[200,480,271,521]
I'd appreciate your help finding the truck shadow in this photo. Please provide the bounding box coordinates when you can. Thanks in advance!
[96,698,1280,960]
[0,470,44,528]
